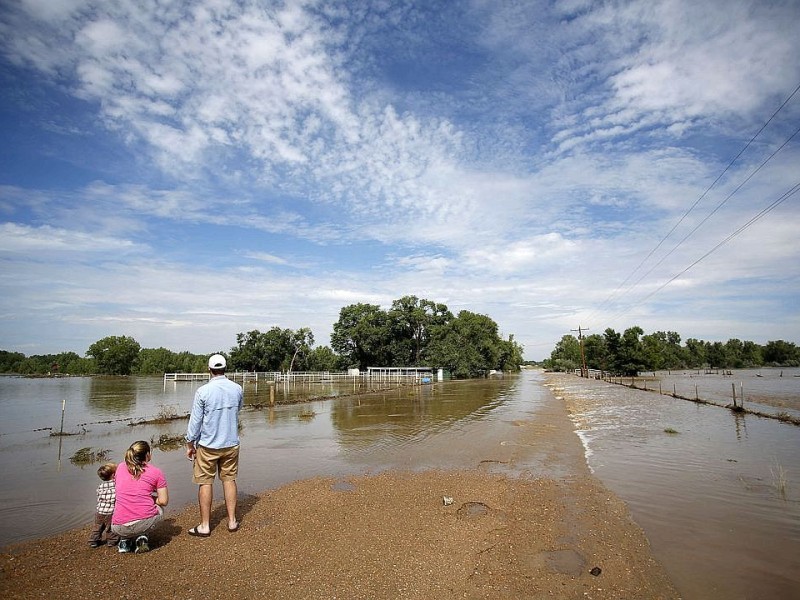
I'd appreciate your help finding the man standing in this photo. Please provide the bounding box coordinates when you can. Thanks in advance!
[185,353,243,536]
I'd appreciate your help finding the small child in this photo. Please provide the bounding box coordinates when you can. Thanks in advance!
[88,462,120,548]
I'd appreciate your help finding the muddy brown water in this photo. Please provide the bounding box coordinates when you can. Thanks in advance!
[1,371,799,598]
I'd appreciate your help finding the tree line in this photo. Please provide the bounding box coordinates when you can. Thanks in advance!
[0,296,524,379]
[543,326,800,375]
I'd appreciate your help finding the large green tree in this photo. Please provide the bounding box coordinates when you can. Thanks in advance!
[425,310,503,378]
[545,334,582,372]
[387,296,453,365]
[330,303,392,369]
[763,340,799,365]
[87,335,141,375]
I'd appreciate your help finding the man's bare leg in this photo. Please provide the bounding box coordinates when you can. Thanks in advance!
[197,483,213,533]
[223,479,238,529]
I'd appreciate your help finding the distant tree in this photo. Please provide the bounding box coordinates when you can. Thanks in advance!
[763,340,799,366]
[496,334,525,372]
[705,341,727,368]
[287,328,315,372]
[425,310,502,378]
[0,350,26,372]
[136,347,179,374]
[582,334,608,371]
[306,345,342,371]
[740,341,763,367]
[87,335,141,375]
[330,304,392,370]
[229,327,309,372]
[641,332,667,371]
[545,335,581,372]
[685,338,706,368]
[387,296,453,365]
[603,328,622,373]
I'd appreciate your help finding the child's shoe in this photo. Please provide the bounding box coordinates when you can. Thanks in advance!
[89,541,101,548]
[117,539,132,553]
[134,535,149,554]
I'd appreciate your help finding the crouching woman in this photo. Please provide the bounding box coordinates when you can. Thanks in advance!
[111,440,168,553]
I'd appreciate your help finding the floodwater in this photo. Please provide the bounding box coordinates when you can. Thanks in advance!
[547,369,800,600]
[623,368,800,418]
[1,370,799,598]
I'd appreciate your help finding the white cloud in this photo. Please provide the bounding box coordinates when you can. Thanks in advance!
[0,223,141,256]
[0,0,798,360]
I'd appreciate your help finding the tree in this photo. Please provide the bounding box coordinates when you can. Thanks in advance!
[602,326,645,375]
[388,296,453,365]
[705,341,727,368]
[306,346,342,371]
[724,339,745,368]
[685,338,706,368]
[582,334,608,371]
[87,335,141,375]
[641,332,667,371]
[763,340,799,366]
[545,335,581,372]
[136,347,179,374]
[603,328,622,373]
[740,341,762,367]
[230,327,311,371]
[425,310,502,378]
[287,328,315,372]
[330,304,392,369]
[496,334,525,372]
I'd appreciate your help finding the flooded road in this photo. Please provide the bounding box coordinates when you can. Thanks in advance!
[1,371,799,598]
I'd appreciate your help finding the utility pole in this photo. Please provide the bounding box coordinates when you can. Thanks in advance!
[571,326,589,378]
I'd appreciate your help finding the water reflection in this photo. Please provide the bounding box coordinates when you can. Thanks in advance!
[329,380,509,449]
[87,377,136,415]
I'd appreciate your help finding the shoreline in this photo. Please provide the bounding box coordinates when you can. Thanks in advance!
[1,377,681,599]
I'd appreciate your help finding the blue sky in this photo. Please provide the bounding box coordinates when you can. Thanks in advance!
[1,0,799,361]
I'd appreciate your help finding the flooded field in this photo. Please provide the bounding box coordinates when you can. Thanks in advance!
[1,370,799,598]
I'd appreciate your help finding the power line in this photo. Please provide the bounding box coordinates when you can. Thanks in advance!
[587,81,800,320]
[618,123,800,299]
[612,180,800,318]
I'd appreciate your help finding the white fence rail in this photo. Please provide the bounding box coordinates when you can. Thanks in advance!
[164,369,437,389]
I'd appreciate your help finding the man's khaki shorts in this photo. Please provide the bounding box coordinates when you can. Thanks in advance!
[193,444,239,484]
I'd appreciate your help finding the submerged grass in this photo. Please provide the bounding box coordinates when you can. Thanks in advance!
[70,447,111,466]
[770,459,789,500]
[151,433,186,452]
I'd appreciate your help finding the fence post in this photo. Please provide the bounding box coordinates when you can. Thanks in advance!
[731,382,737,408]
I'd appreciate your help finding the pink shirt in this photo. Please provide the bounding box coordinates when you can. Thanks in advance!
[111,462,167,525]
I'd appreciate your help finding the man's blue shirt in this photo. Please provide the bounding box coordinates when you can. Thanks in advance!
[186,375,243,449]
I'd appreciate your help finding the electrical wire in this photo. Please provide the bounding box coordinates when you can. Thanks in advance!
[586,81,800,320]
[636,181,800,305]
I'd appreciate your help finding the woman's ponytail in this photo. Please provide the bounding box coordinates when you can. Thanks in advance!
[124,440,151,479]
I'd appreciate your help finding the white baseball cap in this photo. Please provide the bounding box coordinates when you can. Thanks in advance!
[208,354,227,369]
